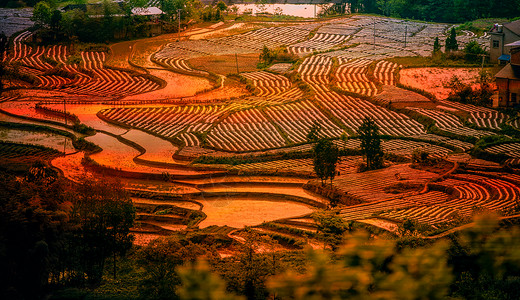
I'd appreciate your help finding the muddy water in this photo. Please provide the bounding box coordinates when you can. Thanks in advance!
[85,132,199,174]
[122,129,178,163]
[133,198,201,210]
[3,99,321,232]
[199,184,327,205]
[0,111,82,136]
[180,175,309,185]
[47,103,129,135]
[122,69,213,101]
[0,101,66,123]
[0,128,75,153]
[198,196,314,228]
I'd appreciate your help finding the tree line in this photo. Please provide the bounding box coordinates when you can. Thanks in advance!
[347,0,520,23]
[0,164,135,299]
[26,0,226,44]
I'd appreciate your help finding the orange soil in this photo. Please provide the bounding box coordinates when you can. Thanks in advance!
[189,53,261,75]
[107,40,143,72]
[399,67,494,100]
[188,79,250,101]
[376,85,431,103]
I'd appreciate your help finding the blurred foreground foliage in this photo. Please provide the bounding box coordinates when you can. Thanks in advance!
[2,163,520,299]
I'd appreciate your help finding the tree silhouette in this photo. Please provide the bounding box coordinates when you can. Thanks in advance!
[445,28,458,52]
[433,36,441,55]
[313,139,340,186]
[358,117,384,170]
[69,178,135,283]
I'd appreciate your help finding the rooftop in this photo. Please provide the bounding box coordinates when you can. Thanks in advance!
[495,63,520,80]
[131,7,164,16]
[505,40,520,47]
[504,19,520,36]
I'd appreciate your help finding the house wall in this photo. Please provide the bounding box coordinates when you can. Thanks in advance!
[511,48,520,65]
[489,28,520,63]
[496,78,520,107]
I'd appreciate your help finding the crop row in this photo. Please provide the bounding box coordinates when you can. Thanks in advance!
[153,56,209,77]
[372,60,398,85]
[410,107,496,137]
[7,31,32,63]
[334,164,436,203]
[241,71,291,97]
[334,59,377,96]
[380,203,458,225]
[357,171,519,225]
[339,191,449,221]
[207,109,286,151]
[264,100,343,144]
[212,25,313,51]
[315,87,425,136]
[298,55,332,72]
[61,51,160,97]
[101,105,227,138]
[0,141,61,162]
[288,33,350,54]
[438,100,505,129]
[484,143,520,158]
[334,138,451,158]
[6,32,160,97]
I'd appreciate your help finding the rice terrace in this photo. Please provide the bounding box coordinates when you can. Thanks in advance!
[1,0,520,299]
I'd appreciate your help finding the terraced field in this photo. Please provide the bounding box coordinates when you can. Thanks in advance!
[5,32,162,100]
[4,13,519,245]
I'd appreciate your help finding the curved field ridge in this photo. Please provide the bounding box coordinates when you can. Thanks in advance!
[241,71,291,97]
[5,32,161,98]
[207,108,286,152]
[335,59,377,96]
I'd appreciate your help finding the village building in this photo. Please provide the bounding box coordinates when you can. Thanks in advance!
[495,41,520,108]
[489,19,520,63]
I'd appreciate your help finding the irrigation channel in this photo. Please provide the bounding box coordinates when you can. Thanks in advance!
[0,100,328,234]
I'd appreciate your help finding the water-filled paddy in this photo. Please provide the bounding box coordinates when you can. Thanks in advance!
[122,129,178,163]
[0,128,74,152]
[198,197,314,228]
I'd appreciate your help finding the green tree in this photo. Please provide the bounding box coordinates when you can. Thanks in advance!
[50,9,61,31]
[445,73,493,106]
[32,1,52,27]
[450,214,520,299]
[358,116,384,170]
[259,45,271,64]
[433,36,441,55]
[177,261,244,300]
[445,27,458,52]
[306,121,321,143]
[138,236,214,299]
[313,139,340,186]
[216,1,227,11]
[0,165,70,299]
[463,40,485,63]
[312,210,349,250]
[69,178,135,283]
[269,230,453,299]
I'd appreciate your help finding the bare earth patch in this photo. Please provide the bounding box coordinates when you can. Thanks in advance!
[376,85,431,103]
[189,53,260,75]
[399,67,489,100]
